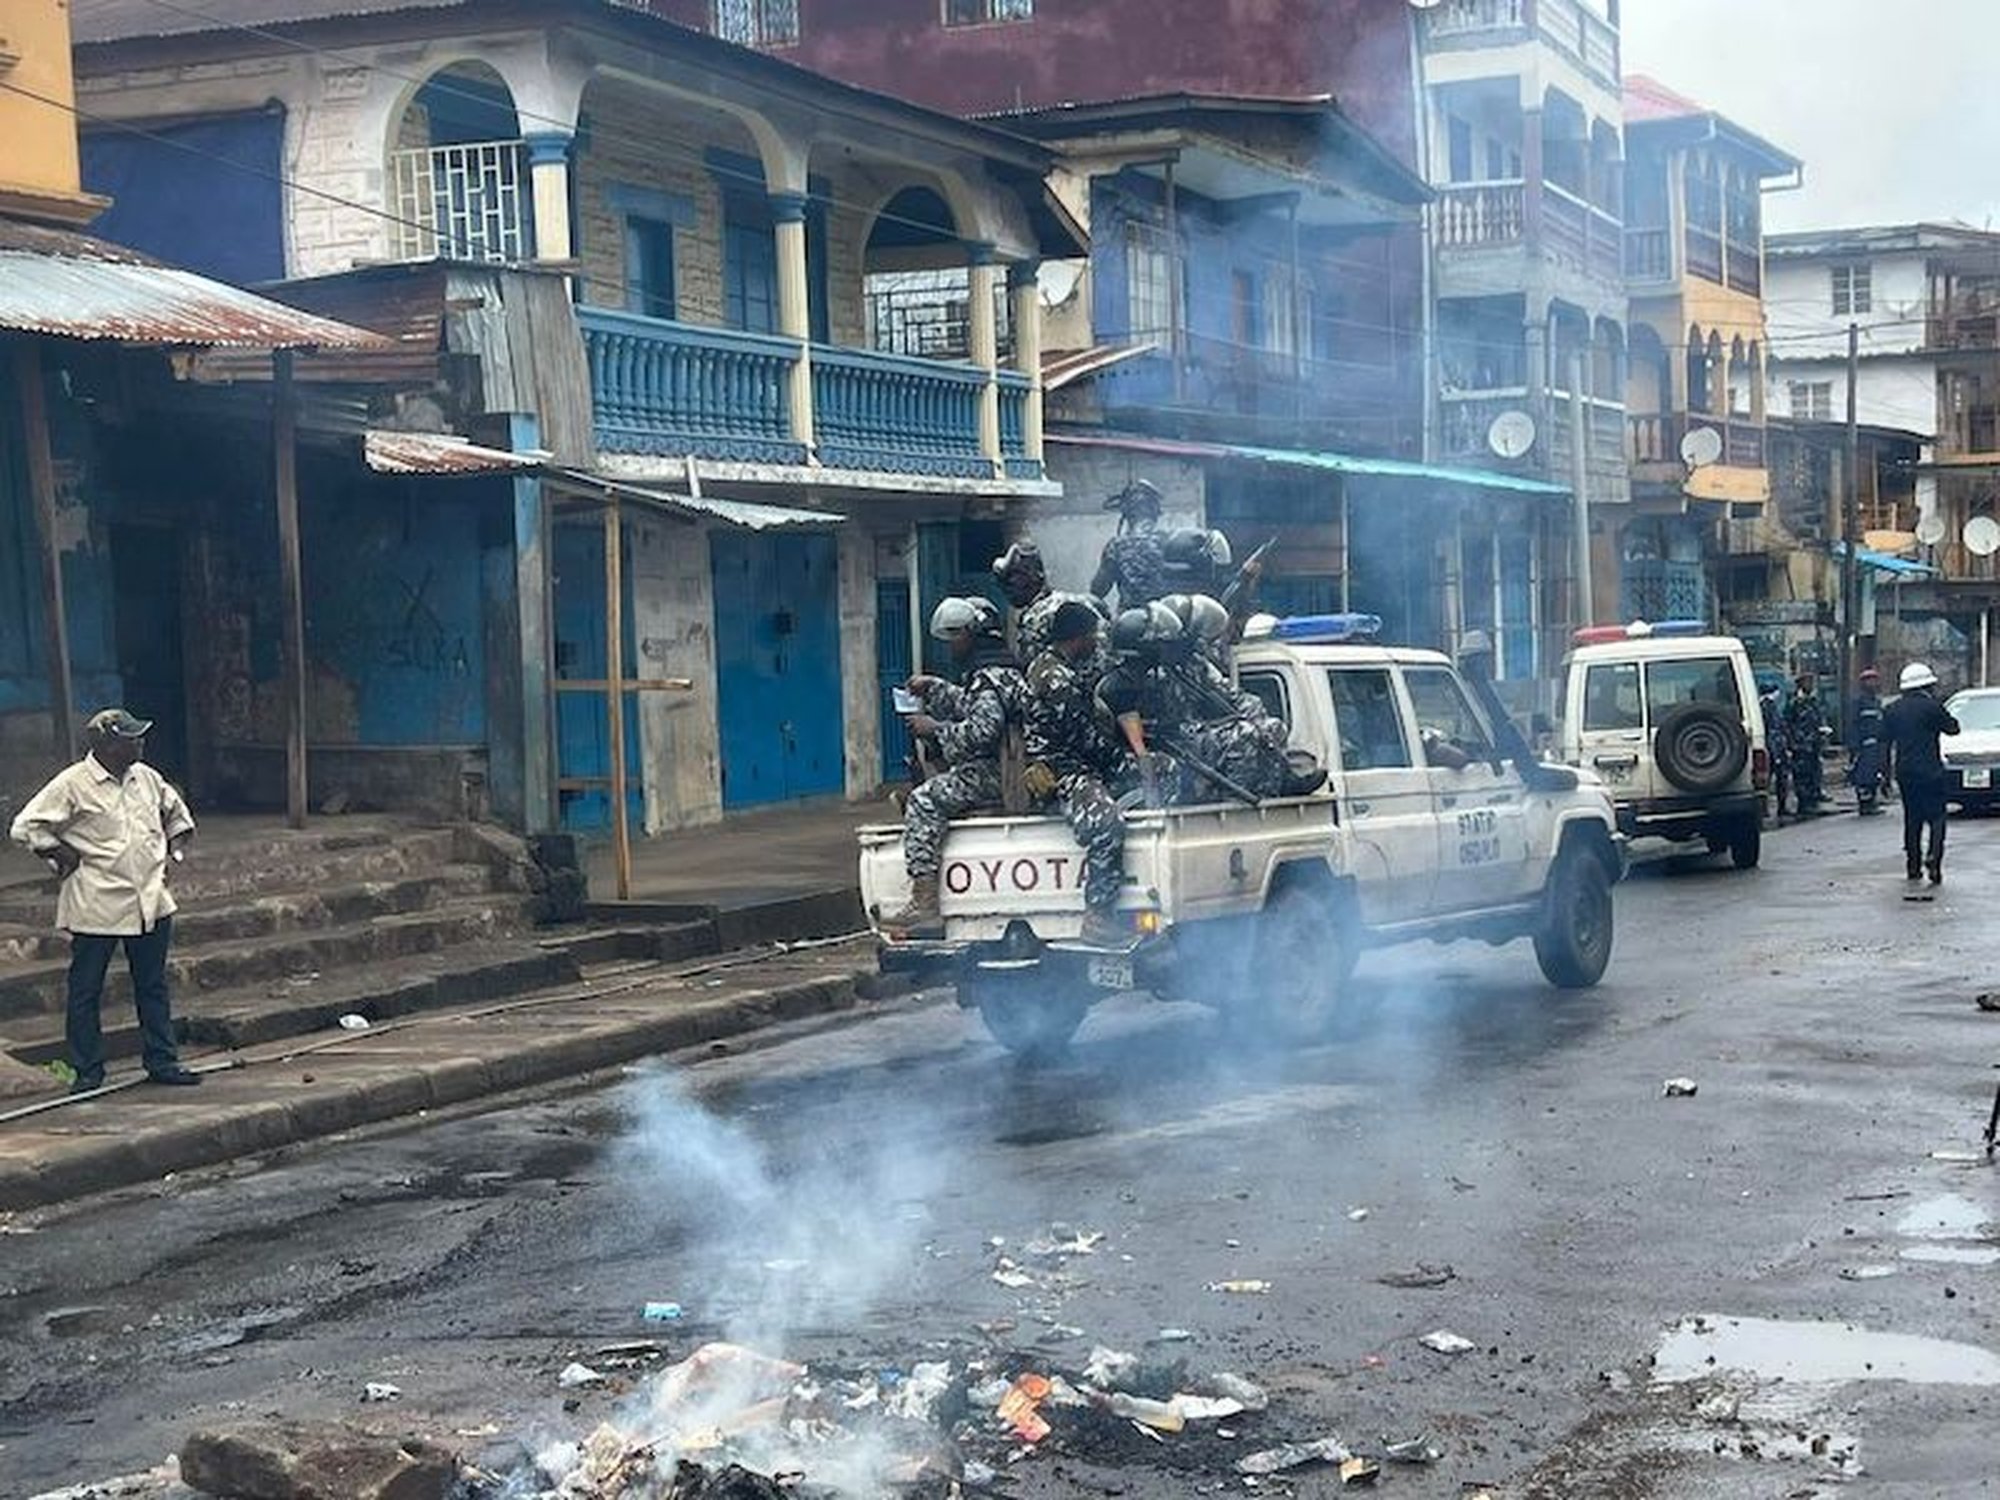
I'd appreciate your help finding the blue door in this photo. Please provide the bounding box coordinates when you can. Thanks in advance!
[712,530,844,808]
[876,578,913,783]
[552,520,643,833]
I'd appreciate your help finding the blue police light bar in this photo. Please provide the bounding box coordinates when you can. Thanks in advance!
[1650,619,1709,637]
[1272,613,1384,643]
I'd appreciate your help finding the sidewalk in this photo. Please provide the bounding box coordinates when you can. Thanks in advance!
[583,797,896,936]
[0,936,904,1213]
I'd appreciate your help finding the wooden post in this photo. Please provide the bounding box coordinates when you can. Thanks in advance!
[273,350,308,829]
[604,496,632,901]
[14,341,75,758]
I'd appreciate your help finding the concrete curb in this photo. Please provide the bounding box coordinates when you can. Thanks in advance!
[0,962,874,1214]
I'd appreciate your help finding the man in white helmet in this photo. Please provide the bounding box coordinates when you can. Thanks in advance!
[1882,661,1960,883]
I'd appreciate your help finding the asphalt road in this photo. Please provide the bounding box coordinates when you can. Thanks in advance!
[4,807,1999,1499]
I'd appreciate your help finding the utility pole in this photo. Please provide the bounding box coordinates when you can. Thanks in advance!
[1568,352,1593,629]
[1839,321,1861,743]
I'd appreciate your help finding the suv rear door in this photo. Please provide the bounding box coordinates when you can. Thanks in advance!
[1642,654,1747,800]
[1573,656,1649,799]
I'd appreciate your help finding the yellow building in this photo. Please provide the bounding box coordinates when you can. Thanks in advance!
[0,0,106,223]
[1618,75,1799,621]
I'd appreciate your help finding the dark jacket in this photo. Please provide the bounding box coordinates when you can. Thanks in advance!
[1883,690,1961,786]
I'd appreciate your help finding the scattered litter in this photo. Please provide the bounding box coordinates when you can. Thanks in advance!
[1083,1347,1138,1387]
[1104,1392,1185,1432]
[1449,1176,1478,1193]
[996,1374,1053,1443]
[1209,1373,1269,1411]
[1339,1455,1381,1486]
[1151,1328,1196,1344]
[963,1459,997,1486]
[360,1382,401,1402]
[1977,992,2000,1012]
[1208,1279,1271,1295]
[991,1260,1037,1290]
[884,1361,951,1422]
[336,1014,370,1032]
[558,1362,607,1389]
[1347,1208,1370,1223]
[1839,1264,1899,1281]
[1930,1149,1987,1165]
[1023,1228,1105,1260]
[642,1301,684,1322]
[1236,1435,1352,1475]
[1663,1077,1699,1098]
[1419,1330,1476,1355]
[455,1424,501,1438]
[1036,1322,1085,1343]
[1377,1263,1455,1289]
[1166,1394,1241,1422]
[1382,1435,1442,1464]
[1843,1189,1912,1202]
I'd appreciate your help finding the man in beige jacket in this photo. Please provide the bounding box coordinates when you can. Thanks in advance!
[10,709,199,1092]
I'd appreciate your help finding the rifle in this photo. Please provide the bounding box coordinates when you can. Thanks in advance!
[1221,535,1278,629]
[1158,732,1263,806]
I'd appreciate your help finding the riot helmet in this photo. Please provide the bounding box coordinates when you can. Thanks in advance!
[928,595,1001,642]
[1185,593,1230,642]
[991,539,1047,608]
[1110,607,1157,656]
[1104,478,1164,525]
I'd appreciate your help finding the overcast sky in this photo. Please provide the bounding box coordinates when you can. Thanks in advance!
[1620,0,2000,234]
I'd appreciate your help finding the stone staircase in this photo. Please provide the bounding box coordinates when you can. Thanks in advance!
[0,819,579,1067]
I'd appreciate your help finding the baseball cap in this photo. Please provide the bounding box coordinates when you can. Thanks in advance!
[85,708,153,739]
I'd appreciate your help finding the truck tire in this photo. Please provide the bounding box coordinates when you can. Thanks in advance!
[1728,814,1761,869]
[967,974,1087,1062]
[1534,850,1614,989]
[1654,703,1748,794]
[1249,881,1351,1043]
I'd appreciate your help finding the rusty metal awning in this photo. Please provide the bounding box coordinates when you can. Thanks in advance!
[362,429,542,475]
[1042,341,1158,391]
[549,471,844,530]
[0,217,384,349]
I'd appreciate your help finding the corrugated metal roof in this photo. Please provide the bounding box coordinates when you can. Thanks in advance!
[363,430,540,474]
[0,218,385,348]
[70,0,466,44]
[1048,431,1570,498]
[1042,341,1158,391]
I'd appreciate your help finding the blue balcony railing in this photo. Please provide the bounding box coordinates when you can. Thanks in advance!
[581,307,804,463]
[812,343,989,477]
[997,371,1040,478]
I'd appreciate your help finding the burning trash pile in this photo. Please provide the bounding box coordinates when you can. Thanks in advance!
[470,1335,1410,1499]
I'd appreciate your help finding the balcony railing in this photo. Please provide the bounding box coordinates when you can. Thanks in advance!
[1625,226,1671,282]
[997,371,1037,478]
[1541,184,1623,282]
[1436,182,1527,251]
[1725,242,1762,296]
[812,343,990,477]
[1628,413,1766,470]
[1536,0,1620,84]
[390,139,531,262]
[1927,296,2000,352]
[1425,0,1525,37]
[582,307,803,463]
[1685,226,1723,286]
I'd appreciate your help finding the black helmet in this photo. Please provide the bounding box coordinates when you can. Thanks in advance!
[1104,478,1164,518]
[1110,606,1155,656]
[992,539,1047,607]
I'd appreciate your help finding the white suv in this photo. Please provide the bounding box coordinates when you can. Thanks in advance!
[1557,623,1769,868]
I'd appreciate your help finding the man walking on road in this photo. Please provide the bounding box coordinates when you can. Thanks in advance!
[1849,667,1887,816]
[1882,663,1960,885]
[9,709,200,1092]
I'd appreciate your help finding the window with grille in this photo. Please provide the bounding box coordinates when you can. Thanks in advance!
[944,0,1034,24]
[1125,219,1180,341]
[712,0,799,47]
[1831,263,1872,316]
[1789,381,1833,422]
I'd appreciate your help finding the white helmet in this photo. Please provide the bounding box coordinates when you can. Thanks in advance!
[1185,593,1230,642]
[928,596,1000,641]
[1899,661,1939,691]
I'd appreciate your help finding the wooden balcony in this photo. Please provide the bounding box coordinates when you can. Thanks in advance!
[1436,181,1527,250]
[1625,226,1671,283]
[1541,184,1623,283]
[1423,0,1619,84]
[1628,413,1766,471]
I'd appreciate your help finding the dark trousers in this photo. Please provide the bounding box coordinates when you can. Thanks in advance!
[1900,780,1948,873]
[66,918,178,1082]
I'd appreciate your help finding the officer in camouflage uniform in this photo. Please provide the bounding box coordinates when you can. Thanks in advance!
[1022,599,1128,947]
[994,538,1109,668]
[882,597,1024,938]
[1091,479,1169,610]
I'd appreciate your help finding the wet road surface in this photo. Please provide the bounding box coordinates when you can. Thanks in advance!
[4,809,1999,1497]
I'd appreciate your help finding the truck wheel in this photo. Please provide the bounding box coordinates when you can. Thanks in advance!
[967,975,1087,1062]
[1728,815,1761,870]
[1250,882,1350,1043]
[1534,851,1614,989]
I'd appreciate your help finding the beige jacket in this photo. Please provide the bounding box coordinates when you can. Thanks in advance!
[9,754,196,935]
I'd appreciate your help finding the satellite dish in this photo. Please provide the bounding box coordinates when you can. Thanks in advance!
[1965,515,2000,557]
[1487,410,1537,459]
[1408,0,1446,9]
[1680,425,1724,469]
[1916,513,1948,546]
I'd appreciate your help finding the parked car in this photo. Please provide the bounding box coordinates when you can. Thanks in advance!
[1556,622,1769,867]
[1943,687,2000,813]
[861,616,1625,1057]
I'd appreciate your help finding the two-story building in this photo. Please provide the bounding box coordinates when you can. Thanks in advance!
[1617,75,1798,628]
[71,0,1080,839]
[1765,223,2000,689]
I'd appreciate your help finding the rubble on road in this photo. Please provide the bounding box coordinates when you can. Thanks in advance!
[1419,1330,1476,1355]
[361,1382,403,1402]
[1377,1263,1455,1289]
[179,1420,455,1500]
[1663,1078,1699,1098]
[1235,1434,1352,1475]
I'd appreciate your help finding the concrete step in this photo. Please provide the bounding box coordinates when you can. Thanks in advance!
[0,866,494,964]
[0,825,465,919]
[3,939,585,1064]
[0,896,535,1025]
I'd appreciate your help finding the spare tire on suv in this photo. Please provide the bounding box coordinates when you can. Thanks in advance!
[1653,701,1749,794]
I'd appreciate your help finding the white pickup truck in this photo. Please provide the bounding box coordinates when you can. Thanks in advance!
[860,622,1625,1056]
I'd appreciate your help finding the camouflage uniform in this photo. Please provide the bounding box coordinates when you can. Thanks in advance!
[1023,649,1125,911]
[1018,590,1109,674]
[903,658,1024,881]
[1098,652,1288,803]
[1092,531,1169,611]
